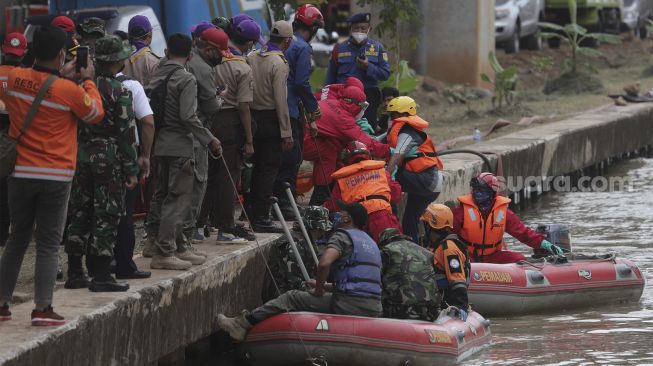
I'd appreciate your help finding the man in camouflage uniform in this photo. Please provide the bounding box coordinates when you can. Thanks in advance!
[378,228,441,321]
[65,35,139,293]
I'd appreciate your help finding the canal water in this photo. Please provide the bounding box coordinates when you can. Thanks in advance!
[467,157,653,365]
[201,157,653,365]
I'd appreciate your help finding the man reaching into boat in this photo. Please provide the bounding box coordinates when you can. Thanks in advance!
[454,173,564,264]
[216,201,382,342]
[420,203,470,320]
[377,228,441,321]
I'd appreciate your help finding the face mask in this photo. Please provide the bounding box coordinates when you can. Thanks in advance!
[472,190,495,212]
[332,212,344,230]
[352,31,368,44]
[208,55,222,67]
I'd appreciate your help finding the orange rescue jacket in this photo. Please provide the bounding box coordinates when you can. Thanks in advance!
[1,66,104,181]
[457,194,512,257]
[331,160,392,214]
[387,115,443,173]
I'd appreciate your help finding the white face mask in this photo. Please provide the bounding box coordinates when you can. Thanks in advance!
[351,32,368,44]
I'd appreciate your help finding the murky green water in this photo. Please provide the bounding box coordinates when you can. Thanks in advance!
[466,157,653,365]
[202,158,653,366]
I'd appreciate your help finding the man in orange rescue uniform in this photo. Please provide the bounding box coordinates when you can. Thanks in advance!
[325,140,402,242]
[453,172,564,264]
[0,25,104,326]
[385,96,443,243]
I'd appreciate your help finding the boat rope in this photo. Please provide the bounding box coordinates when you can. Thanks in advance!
[217,154,317,362]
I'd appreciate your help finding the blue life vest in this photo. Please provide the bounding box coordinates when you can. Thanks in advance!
[331,228,382,299]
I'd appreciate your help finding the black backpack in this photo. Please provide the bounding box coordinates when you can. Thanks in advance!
[146,66,183,130]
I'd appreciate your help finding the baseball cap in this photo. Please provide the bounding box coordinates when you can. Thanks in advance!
[231,15,264,44]
[52,16,76,34]
[348,12,371,24]
[270,20,293,38]
[200,28,232,57]
[336,200,368,229]
[3,32,27,57]
[128,15,152,38]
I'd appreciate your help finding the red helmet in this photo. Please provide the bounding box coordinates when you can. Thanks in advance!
[471,172,501,192]
[345,141,371,164]
[295,4,325,28]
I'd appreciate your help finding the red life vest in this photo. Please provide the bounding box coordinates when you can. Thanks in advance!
[387,115,443,173]
[457,194,512,258]
[331,160,391,214]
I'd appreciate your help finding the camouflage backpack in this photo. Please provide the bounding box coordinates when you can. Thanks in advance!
[379,230,441,321]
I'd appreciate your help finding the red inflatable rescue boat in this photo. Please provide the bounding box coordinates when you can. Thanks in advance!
[468,253,645,316]
[241,310,491,366]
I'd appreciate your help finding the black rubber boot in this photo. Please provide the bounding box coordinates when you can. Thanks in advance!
[309,185,330,206]
[64,254,89,289]
[88,256,130,292]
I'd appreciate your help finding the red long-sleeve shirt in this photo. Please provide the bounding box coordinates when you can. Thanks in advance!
[324,170,401,212]
[452,205,545,249]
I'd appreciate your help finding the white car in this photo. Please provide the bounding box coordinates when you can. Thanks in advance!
[495,0,546,53]
[622,0,653,39]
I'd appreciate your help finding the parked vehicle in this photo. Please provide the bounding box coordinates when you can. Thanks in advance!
[25,6,167,56]
[545,0,623,48]
[622,0,653,39]
[495,0,546,53]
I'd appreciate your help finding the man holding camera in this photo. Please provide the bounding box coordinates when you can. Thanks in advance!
[325,12,390,129]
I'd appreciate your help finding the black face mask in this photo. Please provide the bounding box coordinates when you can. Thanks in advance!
[207,54,222,67]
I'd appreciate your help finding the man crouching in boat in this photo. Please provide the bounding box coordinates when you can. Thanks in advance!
[217,201,382,341]
[420,203,470,320]
[377,228,441,321]
[454,173,564,264]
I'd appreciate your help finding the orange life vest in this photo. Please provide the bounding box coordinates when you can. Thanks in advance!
[457,194,512,258]
[331,160,391,214]
[387,115,443,173]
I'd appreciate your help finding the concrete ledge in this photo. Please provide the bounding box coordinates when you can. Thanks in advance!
[438,103,653,202]
[2,103,653,366]
[0,233,282,366]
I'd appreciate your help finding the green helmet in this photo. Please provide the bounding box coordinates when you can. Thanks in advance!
[95,35,132,61]
[302,206,332,231]
[78,17,106,37]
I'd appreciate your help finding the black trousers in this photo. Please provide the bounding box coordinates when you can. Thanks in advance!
[0,176,9,244]
[114,187,138,275]
[274,117,304,196]
[364,87,382,131]
[251,110,282,220]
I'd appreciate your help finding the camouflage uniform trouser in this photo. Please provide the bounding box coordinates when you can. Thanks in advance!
[383,302,440,322]
[176,143,208,247]
[250,290,382,323]
[65,145,125,257]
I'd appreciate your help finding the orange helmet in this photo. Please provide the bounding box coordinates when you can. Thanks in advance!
[471,172,501,193]
[420,203,453,230]
[345,140,371,164]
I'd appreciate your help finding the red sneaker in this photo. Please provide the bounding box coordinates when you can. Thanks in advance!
[0,304,10,321]
[31,306,65,326]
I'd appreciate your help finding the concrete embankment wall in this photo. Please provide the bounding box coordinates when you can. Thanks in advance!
[1,103,652,366]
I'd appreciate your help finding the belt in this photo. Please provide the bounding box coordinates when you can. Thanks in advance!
[471,240,502,250]
[357,194,390,203]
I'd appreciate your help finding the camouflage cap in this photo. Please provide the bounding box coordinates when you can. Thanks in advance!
[95,35,132,61]
[78,17,106,37]
[302,206,332,231]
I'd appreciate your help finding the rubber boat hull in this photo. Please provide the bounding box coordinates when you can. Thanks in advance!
[241,311,491,366]
[468,255,645,316]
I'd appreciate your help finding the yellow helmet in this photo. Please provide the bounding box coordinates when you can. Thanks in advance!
[386,96,417,116]
[420,203,453,230]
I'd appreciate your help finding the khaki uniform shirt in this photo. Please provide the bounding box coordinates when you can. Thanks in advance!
[123,46,160,87]
[187,48,220,125]
[247,46,292,139]
[146,60,214,158]
[214,51,253,109]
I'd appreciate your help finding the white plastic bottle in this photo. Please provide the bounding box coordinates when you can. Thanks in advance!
[473,128,482,143]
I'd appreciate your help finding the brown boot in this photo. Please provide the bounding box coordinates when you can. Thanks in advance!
[150,255,192,270]
[175,250,206,265]
[217,311,252,342]
[142,238,156,258]
[187,245,208,258]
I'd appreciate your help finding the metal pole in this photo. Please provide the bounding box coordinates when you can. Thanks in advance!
[284,182,319,266]
[271,197,310,282]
